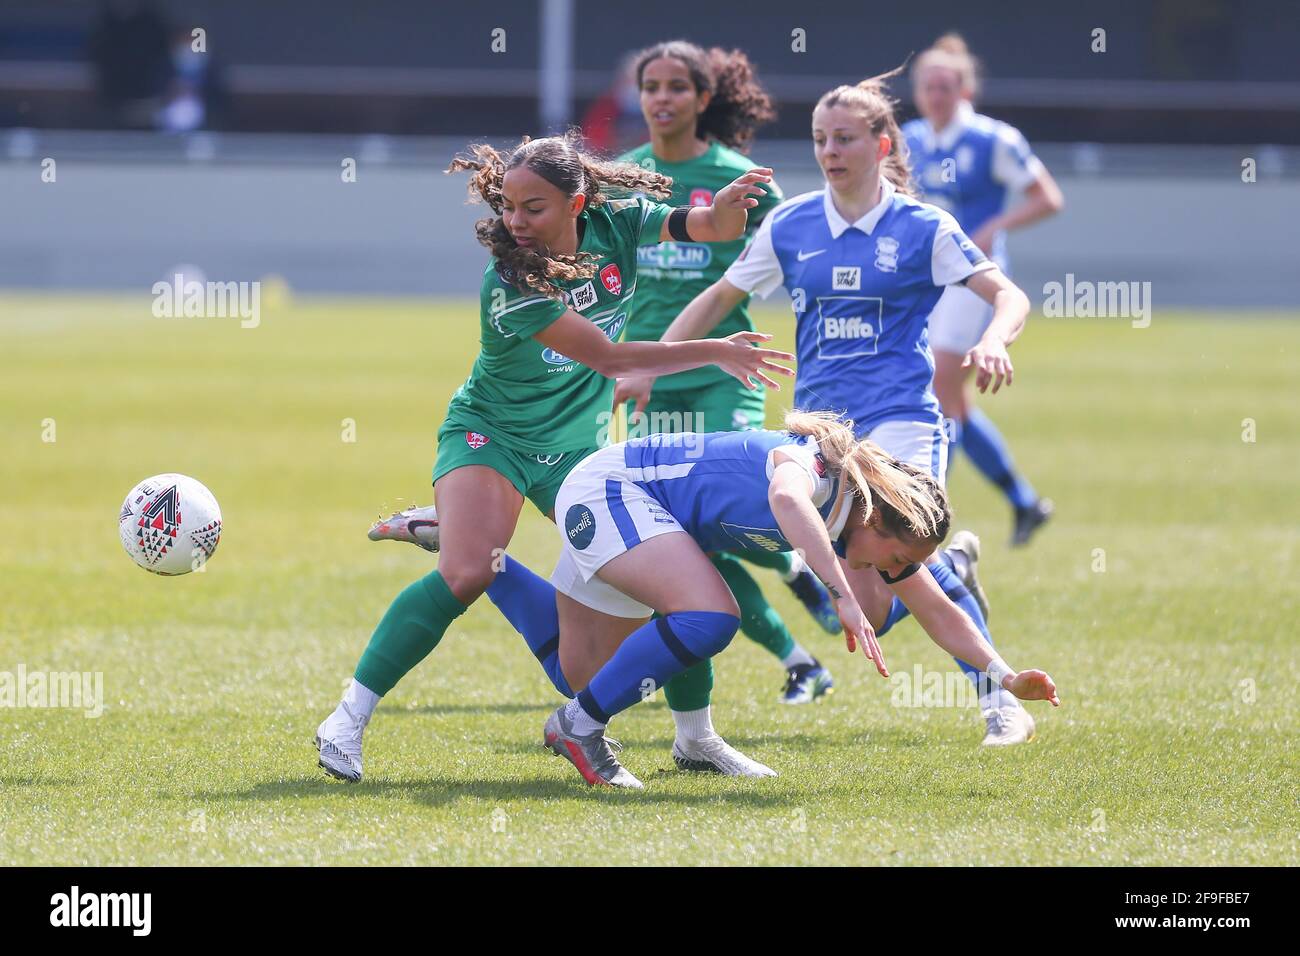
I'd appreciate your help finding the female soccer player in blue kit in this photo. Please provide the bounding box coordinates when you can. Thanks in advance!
[484,412,1058,788]
[904,35,1064,545]
[625,67,1041,746]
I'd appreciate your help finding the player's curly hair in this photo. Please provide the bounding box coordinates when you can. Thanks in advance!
[633,40,777,153]
[785,410,950,546]
[912,32,981,99]
[815,63,916,197]
[447,130,672,299]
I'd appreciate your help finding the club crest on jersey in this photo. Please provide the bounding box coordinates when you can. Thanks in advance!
[874,237,899,273]
[689,187,713,206]
[832,266,862,290]
[600,264,622,296]
[465,431,490,449]
[568,280,597,312]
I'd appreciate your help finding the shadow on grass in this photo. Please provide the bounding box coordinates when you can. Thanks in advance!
[379,700,667,716]
[488,726,934,755]
[380,702,554,716]
[184,774,800,808]
[0,775,80,787]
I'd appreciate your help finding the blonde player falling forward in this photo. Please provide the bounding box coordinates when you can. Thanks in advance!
[489,411,1059,788]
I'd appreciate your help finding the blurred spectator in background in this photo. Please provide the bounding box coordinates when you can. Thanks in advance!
[157,27,226,131]
[86,0,173,129]
[580,53,644,155]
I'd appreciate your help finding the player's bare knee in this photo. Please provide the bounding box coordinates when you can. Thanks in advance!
[437,556,496,603]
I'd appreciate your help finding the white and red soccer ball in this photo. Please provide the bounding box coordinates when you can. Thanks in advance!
[119,474,222,575]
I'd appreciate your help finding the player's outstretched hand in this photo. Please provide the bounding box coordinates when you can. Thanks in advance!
[716,331,795,391]
[963,336,1014,393]
[1006,669,1060,706]
[839,597,889,677]
[613,375,655,419]
[714,167,774,210]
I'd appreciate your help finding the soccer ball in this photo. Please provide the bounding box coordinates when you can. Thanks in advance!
[119,474,222,575]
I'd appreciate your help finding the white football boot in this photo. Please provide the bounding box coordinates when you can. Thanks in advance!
[946,530,989,623]
[368,504,439,553]
[981,704,1036,746]
[315,701,369,781]
[672,734,778,777]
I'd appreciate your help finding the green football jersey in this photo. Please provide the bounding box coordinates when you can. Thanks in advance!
[619,140,784,389]
[443,196,673,455]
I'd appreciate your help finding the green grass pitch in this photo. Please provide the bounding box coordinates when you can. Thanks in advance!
[1,293,1296,865]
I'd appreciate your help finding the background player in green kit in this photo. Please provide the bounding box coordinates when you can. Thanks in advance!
[315,132,793,782]
[614,43,842,770]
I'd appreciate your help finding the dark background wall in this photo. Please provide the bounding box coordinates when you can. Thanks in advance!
[2,0,1298,142]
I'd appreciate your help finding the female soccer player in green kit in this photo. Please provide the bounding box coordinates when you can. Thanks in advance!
[613,42,843,774]
[315,132,793,782]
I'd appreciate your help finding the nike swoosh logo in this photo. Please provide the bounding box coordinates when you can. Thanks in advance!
[797,249,827,261]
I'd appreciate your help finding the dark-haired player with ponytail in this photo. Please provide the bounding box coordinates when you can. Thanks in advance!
[654,68,1042,746]
[611,42,840,777]
[315,132,792,781]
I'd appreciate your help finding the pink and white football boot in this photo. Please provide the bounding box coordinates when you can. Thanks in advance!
[367,504,440,553]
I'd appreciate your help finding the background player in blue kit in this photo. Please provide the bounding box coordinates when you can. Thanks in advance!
[904,35,1065,546]
[484,412,1058,788]
[638,67,1041,745]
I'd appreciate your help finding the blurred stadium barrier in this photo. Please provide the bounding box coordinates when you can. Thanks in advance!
[1,130,1296,307]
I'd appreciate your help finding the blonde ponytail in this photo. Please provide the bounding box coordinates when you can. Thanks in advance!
[785,410,949,543]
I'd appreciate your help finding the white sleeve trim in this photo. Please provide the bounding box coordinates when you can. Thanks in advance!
[991,124,1042,192]
[931,212,996,287]
[724,211,784,298]
[766,438,834,506]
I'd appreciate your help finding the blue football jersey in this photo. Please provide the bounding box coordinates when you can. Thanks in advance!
[621,429,850,555]
[725,177,993,434]
[902,101,1043,270]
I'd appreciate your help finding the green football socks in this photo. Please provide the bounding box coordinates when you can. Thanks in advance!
[354,570,467,696]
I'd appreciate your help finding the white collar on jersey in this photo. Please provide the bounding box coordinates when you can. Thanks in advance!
[824,176,895,239]
[921,99,975,153]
